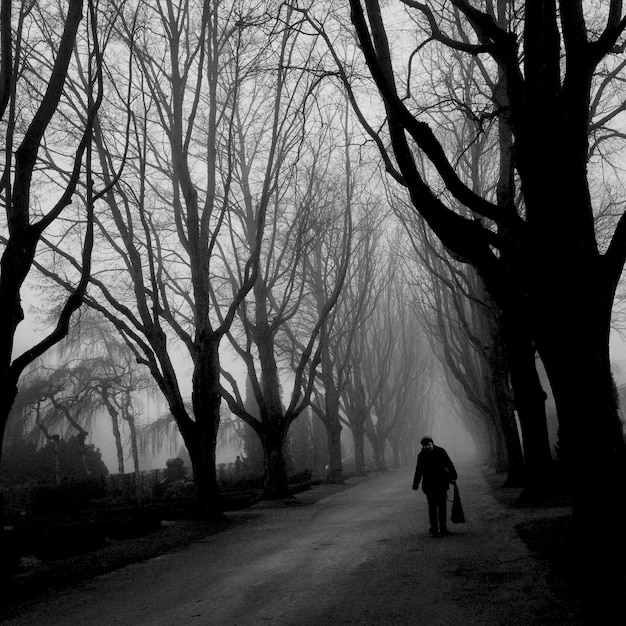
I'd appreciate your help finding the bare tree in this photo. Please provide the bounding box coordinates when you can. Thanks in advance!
[47,0,285,517]
[339,237,393,476]
[330,1,626,564]
[342,332,378,473]
[350,254,430,471]
[377,287,431,469]
[219,114,352,498]
[404,219,525,482]
[307,203,383,481]
[386,30,553,492]
[0,1,113,536]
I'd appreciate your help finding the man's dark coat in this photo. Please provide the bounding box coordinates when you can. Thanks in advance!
[412,445,457,494]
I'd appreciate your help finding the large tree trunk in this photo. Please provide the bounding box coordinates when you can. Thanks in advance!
[0,393,14,575]
[181,335,224,519]
[473,273,526,484]
[252,281,294,499]
[487,352,526,484]
[504,318,553,497]
[0,0,85,463]
[0,241,36,474]
[488,28,548,491]
[186,430,220,517]
[535,287,626,570]
[490,410,516,476]
[0,381,20,570]
[0,383,18,465]
[262,427,291,499]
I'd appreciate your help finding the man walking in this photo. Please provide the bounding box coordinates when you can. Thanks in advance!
[412,436,457,537]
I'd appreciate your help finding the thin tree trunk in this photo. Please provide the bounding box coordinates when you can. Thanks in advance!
[124,413,141,502]
[106,401,125,475]
[126,414,140,473]
[321,346,344,482]
[53,438,62,485]
[351,419,367,476]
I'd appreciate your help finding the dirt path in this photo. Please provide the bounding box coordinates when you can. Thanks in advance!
[2,466,575,625]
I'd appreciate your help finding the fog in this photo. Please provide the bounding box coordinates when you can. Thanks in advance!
[11,297,626,480]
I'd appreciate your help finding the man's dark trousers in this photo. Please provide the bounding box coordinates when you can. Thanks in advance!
[426,491,447,534]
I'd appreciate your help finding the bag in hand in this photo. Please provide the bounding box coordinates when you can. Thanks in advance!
[451,483,465,524]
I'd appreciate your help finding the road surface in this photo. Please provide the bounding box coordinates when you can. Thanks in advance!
[2,466,568,625]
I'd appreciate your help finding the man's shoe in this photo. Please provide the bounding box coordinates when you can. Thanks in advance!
[429,528,439,537]
[440,529,451,536]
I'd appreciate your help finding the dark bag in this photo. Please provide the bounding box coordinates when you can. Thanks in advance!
[451,483,465,524]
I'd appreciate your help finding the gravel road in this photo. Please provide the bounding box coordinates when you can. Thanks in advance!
[2,465,573,625]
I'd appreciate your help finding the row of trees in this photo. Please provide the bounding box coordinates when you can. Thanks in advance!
[5,223,438,493]
[0,0,440,512]
[324,0,626,570]
[3,0,626,575]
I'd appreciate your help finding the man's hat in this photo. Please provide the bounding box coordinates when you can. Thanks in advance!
[420,436,433,446]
